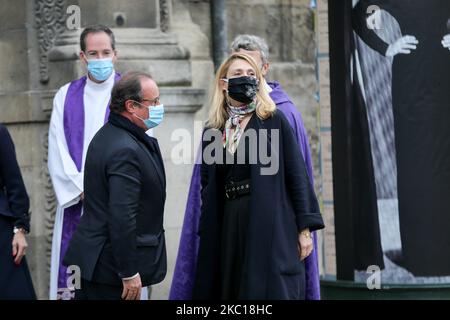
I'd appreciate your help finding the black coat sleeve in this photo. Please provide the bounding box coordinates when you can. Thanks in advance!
[106,147,141,279]
[0,124,30,231]
[278,113,324,232]
[200,127,215,189]
[198,128,213,236]
[352,0,393,56]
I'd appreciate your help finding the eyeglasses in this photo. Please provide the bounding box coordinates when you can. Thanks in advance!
[140,97,161,107]
[141,97,160,106]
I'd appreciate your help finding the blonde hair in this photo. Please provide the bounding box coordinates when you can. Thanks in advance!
[207,53,276,129]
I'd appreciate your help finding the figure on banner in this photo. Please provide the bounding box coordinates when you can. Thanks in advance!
[353,0,450,277]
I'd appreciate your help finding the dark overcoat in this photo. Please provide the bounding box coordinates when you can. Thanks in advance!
[193,111,324,299]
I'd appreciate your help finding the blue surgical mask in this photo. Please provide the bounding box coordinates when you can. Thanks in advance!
[87,58,114,81]
[134,103,164,129]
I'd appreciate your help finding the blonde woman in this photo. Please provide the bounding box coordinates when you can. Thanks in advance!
[193,53,324,300]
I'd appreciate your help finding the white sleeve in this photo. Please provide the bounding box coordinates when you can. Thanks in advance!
[47,86,84,208]
[122,273,140,281]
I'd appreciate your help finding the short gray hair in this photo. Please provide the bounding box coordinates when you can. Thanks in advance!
[230,34,270,64]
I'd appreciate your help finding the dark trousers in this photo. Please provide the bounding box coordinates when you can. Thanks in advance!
[220,194,250,300]
[75,278,122,300]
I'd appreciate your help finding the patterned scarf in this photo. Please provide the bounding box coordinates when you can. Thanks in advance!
[223,101,256,154]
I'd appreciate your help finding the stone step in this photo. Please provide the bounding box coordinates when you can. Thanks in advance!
[48,28,193,87]
[49,28,188,60]
[158,87,205,114]
[35,86,205,122]
[113,28,179,45]
[115,60,191,86]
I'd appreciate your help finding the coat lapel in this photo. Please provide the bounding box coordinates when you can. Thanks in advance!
[124,131,165,189]
[136,139,166,189]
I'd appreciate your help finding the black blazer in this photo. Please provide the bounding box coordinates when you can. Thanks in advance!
[0,124,30,231]
[63,115,167,287]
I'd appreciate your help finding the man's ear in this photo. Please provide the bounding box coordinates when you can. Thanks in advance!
[80,51,87,64]
[261,62,270,77]
[125,100,136,113]
[112,50,118,64]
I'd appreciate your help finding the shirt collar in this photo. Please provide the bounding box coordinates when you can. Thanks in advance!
[86,70,116,88]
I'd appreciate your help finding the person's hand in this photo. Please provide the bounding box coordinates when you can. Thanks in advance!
[80,192,84,201]
[12,229,28,265]
[298,229,313,261]
[442,34,450,51]
[121,274,142,300]
[386,35,419,57]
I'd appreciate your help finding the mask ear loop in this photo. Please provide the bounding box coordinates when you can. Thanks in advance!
[221,78,233,107]
[224,94,234,110]
[131,100,145,110]
[130,100,152,120]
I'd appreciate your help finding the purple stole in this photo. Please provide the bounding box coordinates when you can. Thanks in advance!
[57,73,120,299]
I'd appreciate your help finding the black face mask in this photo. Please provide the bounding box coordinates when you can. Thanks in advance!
[226,76,259,104]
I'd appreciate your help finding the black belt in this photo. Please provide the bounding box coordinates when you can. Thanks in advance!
[225,179,251,200]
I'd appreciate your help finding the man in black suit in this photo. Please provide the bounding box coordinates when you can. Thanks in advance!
[63,71,167,300]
